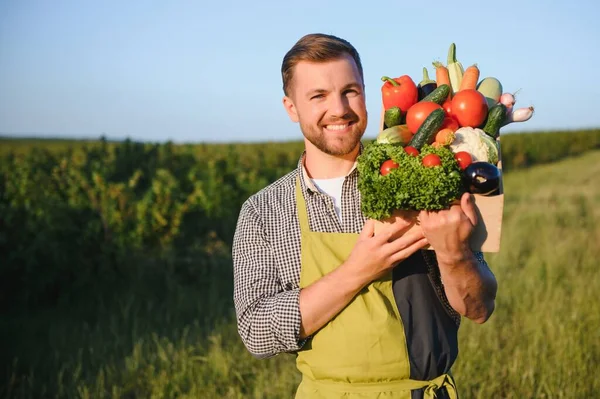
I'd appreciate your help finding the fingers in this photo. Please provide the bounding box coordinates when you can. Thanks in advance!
[461,192,478,227]
[375,217,417,244]
[385,225,426,253]
[389,237,429,264]
[360,219,375,240]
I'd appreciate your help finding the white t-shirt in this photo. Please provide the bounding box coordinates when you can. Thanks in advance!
[310,176,345,221]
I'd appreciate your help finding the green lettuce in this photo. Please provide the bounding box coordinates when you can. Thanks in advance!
[357,142,464,220]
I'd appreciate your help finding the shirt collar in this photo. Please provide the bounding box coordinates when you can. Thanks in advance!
[297,142,364,195]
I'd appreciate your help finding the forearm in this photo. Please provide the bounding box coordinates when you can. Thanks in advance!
[436,250,497,323]
[298,261,370,339]
[235,288,306,358]
[233,199,308,358]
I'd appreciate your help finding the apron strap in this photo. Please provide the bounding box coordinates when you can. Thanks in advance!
[299,373,458,398]
[422,373,458,399]
[295,175,311,234]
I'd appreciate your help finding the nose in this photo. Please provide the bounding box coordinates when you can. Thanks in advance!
[329,93,350,119]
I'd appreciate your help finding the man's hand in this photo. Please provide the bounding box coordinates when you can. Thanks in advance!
[345,214,430,284]
[419,192,477,263]
[298,215,429,339]
[418,192,498,323]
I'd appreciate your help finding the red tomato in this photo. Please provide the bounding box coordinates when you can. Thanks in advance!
[422,154,441,168]
[454,151,473,170]
[406,101,443,134]
[451,89,488,128]
[404,146,419,157]
[440,117,459,132]
[442,99,453,117]
[380,159,399,176]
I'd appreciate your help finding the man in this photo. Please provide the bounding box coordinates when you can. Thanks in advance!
[232,33,498,399]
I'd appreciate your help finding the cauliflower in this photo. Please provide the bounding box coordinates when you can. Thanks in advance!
[449,127,498,164]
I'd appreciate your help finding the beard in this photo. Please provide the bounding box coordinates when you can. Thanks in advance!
[299,114,367,156]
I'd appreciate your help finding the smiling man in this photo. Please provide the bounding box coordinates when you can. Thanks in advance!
[232,33,498,399]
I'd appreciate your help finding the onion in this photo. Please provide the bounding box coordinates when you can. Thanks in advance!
[500,93,515,108]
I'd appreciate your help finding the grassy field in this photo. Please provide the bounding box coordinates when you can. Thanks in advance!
[2,149,599,398]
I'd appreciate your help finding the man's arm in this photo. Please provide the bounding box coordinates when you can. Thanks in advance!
[233,199,430,357]
[232,199,306,358]
[435,250,497,324]
[419,193,498,324]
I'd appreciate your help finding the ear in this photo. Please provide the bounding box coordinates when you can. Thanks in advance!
[282,96,299,123]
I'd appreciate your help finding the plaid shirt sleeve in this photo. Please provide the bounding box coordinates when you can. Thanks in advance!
[232,197,307,358]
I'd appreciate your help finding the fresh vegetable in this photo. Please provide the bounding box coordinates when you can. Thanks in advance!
[384,106,403,128]
[409,108,446,150]
[404,146,419,157]
[432,61,451,100]
[499,92,516,110]
[502,106,534,126]
[380,159,399,176]
[417,67,437,100]
[406,101,442,134]
[447,43,464,94]
[451,89,488,128]
[462,161,501,196]
[442,99,453,117]
[476,77,503,109]
[433,128,456,146]
[381,75,419,112]
[450,127,499,165]
[482,103,507,139]
[422,154,442,167]
[454,151,473,170]
[441,117,459,132]
[421,84,451,105]
[357,143,463,217]
[376,124,413,145]
[459,64,480,91]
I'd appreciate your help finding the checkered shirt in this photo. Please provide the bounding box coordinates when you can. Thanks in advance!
[232,150,487,359]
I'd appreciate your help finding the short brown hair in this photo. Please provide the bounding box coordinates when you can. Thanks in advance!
[281,33,364,96]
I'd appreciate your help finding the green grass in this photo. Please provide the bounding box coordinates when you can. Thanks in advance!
[3,151,600,398]
[451,150,600,397]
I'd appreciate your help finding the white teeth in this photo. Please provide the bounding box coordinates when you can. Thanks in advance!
[325,124,348,131]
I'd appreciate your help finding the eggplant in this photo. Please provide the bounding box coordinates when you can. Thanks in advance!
[417,67,437,101]
[462,162,501,196]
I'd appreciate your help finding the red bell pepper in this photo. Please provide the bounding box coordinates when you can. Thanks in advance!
[381,75,418,112]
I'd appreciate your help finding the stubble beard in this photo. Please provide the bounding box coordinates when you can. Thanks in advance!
[299,119,366,156]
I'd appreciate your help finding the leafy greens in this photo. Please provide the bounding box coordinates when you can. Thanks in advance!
[357,142,465,220]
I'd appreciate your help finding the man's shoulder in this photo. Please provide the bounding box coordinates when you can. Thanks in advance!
[242,168,299,214]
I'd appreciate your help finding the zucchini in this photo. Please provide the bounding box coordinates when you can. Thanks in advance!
[408,108,446,150]
[482,103,507,139]
[384,106,403,128]
[420,84,450,104]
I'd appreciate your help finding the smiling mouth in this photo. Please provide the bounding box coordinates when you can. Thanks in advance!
[324,121,355,132]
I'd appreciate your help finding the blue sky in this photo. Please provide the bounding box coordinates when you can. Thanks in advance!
[1,0,599,143]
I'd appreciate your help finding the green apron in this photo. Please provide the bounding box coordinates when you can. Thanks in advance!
[294,176,458,399]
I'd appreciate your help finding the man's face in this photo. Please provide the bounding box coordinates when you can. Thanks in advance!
[283,55,368,156]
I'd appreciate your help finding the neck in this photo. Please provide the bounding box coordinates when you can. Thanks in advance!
[303,140,360,179]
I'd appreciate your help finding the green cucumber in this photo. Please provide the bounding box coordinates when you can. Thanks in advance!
[408,108,446,150]
[482,103,507,139]
[420,84,450,104]
[384,106,403,128]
